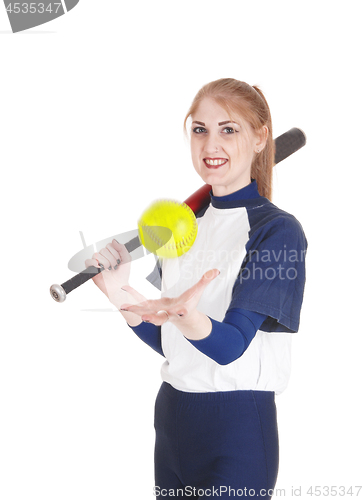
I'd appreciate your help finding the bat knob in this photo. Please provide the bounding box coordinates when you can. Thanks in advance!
[50,284,67,303]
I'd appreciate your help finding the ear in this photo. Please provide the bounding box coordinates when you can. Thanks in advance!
[254,125,268,153]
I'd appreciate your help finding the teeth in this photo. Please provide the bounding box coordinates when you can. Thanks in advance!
[205,159,227,166]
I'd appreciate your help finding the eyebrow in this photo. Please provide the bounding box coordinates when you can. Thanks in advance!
[192,120,240,126]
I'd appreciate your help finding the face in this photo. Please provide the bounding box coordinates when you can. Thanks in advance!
[190,97,266,197]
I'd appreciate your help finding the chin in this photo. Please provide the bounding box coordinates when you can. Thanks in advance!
[203,171,226,185]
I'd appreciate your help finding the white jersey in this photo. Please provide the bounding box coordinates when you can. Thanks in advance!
[158,181,307,394]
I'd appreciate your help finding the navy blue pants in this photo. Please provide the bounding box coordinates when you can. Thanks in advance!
[154,382,279,499]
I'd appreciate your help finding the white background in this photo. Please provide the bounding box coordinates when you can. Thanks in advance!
[0,1,362,499]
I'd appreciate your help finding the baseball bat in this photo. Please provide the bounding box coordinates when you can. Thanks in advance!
[50,127,306,303]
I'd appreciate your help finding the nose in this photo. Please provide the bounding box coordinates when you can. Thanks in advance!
[203,133,221,154]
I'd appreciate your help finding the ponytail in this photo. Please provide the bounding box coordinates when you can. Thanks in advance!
[250,86,274,200]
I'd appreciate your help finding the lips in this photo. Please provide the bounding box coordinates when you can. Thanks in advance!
[203,158,228,168]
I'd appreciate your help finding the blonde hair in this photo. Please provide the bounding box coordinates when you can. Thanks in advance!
[184,78,274,200]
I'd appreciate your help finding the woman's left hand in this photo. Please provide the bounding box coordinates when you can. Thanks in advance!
[120,269,220,330]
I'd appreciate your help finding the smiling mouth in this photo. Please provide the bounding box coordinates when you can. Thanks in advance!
[203,158,228,168]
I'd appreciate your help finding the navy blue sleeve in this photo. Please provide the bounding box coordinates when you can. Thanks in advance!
[186,308,267,365]
[127,322,164,357]
[229,215,307,333]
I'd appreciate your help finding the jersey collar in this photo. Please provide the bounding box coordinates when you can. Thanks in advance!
[210,180,266,209]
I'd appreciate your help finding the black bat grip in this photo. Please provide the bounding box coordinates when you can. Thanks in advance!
[62,265,101,293]
[50,235,141,302]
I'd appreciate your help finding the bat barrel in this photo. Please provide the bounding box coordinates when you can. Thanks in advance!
[184,184,212,214]
[274,127,306,164]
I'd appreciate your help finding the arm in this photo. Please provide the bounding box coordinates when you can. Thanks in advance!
[186,308,267,365]
[120,270,266,365]
[126,306,266,364]
[85,240,152,330]
[127,322,164,357]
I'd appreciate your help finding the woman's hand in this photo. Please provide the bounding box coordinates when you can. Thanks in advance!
[120,269,220,340]
[85,239,132,309]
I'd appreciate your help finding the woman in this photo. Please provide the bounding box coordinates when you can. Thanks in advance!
[85,78,307,498]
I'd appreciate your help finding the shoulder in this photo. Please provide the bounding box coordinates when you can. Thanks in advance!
[246,199,307,250]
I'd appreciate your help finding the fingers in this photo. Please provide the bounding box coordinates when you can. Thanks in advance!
[111,239,132,264]
[141,306,188,325]
[105,242,122,265]
[120,269,219,325]
[120,302,153,318]
[84,239,131,270]
[138,309,176,326]
[144,310,171,326]
[85,258,101,269]
[181,268,220,303]
[120,297,174,325]
[120,298,186,326]
[98,248,118,269]
[91,252,109,270]
[202,268,220,281]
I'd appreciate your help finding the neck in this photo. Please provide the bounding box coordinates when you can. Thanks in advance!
[211,179,251,197]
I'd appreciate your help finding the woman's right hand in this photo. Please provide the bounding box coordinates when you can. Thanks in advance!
[85,239,132,308]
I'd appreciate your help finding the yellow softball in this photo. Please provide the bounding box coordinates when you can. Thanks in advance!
[137,199,198,258]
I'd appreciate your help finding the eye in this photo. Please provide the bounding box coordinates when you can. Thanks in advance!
[192,127,207,134]
[222,126,238,134]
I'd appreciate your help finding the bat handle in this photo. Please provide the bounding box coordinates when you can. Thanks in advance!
[50,284,67,303]
[50,265,101,302]
[50,235,141,303]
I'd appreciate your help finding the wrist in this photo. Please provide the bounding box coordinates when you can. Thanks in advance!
[179,310,212,341]
[109,285,143,327]
[122,310,142,327]
[108,284,130,310]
